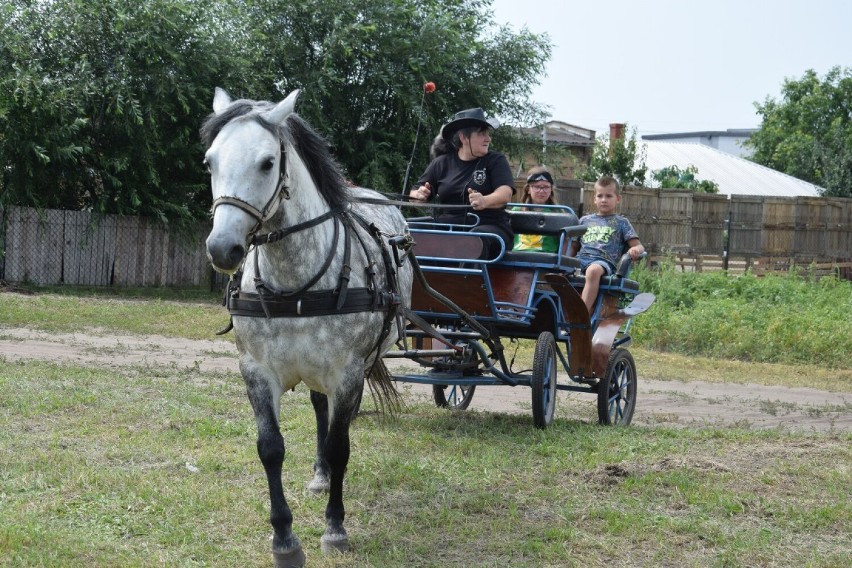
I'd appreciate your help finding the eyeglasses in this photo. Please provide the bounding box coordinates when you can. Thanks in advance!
[530,184,552,191]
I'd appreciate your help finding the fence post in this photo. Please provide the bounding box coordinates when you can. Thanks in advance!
[723,209,731,272]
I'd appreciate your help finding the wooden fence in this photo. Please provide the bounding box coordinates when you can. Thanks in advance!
[1,186,851,288]
[548,181,852,277]
[0,206,213,287]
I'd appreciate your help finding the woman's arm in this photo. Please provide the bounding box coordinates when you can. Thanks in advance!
[467,185,512,210]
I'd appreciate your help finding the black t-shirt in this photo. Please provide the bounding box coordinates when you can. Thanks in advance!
[416,151,515,229]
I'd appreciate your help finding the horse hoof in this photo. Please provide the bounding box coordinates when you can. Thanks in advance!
[273,547,306,568]
[272,535,306,568]
[320,531,349,555]
[307,473,330,494]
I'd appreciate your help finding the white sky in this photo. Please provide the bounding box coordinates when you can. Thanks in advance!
[490,0,851,138]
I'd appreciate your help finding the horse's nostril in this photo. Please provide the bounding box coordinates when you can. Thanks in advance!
[228,245,246,267]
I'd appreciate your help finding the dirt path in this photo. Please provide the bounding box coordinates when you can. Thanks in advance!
[1,327,849,432]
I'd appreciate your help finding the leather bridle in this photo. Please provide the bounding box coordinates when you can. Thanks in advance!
[210,140,290,235]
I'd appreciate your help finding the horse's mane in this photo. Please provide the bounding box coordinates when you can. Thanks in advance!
[200,99,351,212]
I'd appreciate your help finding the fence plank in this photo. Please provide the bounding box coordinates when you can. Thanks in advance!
[5,206,64,285]
[825,198,850,258]
[62,211,116,286]
[761,197,796,255]
[794,196,826,258]
[656,190,693,253]
[691,193,728,255]
[728,195,764,257]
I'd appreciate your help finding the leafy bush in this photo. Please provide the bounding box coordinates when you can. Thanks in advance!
[630,260,852,369]
[650,165,720,193]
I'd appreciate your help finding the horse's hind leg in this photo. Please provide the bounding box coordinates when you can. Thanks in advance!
[308,390,330,494]
[243,370,305,567]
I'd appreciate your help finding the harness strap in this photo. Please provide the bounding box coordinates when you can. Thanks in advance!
[254,214,342,301]
[252,207,340,246]
[226,287,391,318]
[335,213,354,310]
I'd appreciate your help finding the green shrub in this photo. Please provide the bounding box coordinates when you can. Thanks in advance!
[631,260,852,369]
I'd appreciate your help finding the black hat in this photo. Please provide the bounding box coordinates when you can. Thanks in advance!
[441,108,500,140]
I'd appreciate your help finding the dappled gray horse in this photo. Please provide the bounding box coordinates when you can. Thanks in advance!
[202,88,413,567]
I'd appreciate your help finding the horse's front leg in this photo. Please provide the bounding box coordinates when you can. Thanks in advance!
[308,390,330,494]
[319,366,364,554]
[242,364,306,568]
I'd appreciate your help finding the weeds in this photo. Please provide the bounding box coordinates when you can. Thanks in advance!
[632,261,852,369]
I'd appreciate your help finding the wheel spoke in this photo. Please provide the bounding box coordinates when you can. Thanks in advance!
[599,350,637,426]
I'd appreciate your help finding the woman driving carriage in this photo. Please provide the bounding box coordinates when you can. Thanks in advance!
[409,107,515,259]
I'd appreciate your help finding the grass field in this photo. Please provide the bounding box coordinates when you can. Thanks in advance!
[1,276,850,566]
[1,357,849,567]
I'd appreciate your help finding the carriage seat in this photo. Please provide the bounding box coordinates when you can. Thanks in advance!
[500,209,586,271]
[567,252,645,293]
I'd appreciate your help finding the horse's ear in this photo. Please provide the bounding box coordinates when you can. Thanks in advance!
[213,87,232,115]
[263,89,301,126]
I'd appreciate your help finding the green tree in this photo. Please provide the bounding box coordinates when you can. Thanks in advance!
[580,125,647,187]
[650,165,719,193]
[0,0,238,224]
[235,0,551,193]
[0,0,551,221]
[747,66,852,198]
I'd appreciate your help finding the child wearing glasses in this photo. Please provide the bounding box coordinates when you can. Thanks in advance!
[512,166,560,253]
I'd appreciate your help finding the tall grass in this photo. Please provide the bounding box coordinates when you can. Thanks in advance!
[630,261,852,369]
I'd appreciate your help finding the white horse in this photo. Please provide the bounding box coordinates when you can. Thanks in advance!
[202,88,413,567]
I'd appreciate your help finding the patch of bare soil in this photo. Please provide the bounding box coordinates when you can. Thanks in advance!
[1,327,848,432]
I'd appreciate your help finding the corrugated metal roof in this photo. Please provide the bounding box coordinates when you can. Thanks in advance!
[642,141,824,197]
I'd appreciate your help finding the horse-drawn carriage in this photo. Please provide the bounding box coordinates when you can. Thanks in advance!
[385,205,655,428]
[202,88,655,565]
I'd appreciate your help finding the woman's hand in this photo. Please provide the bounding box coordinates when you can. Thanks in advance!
[467,185,512,210]
[410,182,431,202]
[467,188,485,210]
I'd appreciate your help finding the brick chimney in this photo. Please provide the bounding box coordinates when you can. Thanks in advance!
[609,123,625,140]
[609,123,625,150]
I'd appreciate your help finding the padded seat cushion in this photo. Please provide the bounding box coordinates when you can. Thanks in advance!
[500,250,580,269]
[568,275,641,292]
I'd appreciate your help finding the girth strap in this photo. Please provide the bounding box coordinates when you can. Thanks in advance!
[227,287,392,318]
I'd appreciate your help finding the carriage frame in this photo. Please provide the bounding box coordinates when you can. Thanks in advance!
[385,203,656,428]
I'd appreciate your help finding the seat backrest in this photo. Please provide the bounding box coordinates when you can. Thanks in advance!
[508,209,580,236]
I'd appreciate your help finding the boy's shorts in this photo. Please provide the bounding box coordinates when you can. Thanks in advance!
[577,256,614,275]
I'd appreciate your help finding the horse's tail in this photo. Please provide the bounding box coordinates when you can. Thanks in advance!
[365,359,403,416]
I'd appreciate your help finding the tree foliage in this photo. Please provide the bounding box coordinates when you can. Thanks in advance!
[650,165,719,193]
[747,66,852,198]
[580,125,647,187]
[0,0,552,222]
[0,0,241,223]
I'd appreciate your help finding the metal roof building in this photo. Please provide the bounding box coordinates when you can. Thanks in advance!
[642,141,824,197]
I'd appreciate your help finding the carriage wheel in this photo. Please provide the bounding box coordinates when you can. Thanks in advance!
[531,331,558,429]
[432,384,476,410]
[597,349,637,426]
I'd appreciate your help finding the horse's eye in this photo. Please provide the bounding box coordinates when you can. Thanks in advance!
[202,158,211,173]
[261,157,275,172]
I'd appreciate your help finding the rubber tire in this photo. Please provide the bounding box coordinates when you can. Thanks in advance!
[597,349,637,426]
[433,384,476,410]
[531,331,558,429]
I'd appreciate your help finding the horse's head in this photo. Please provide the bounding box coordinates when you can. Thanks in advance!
[203,88,300,274]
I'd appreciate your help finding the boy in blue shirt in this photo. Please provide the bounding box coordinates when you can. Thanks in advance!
[570,176,645,315]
